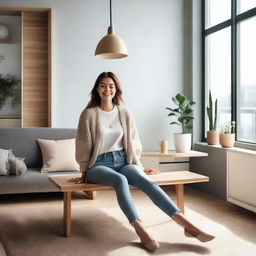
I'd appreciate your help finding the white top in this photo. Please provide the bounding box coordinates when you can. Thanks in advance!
[97,106,124,154]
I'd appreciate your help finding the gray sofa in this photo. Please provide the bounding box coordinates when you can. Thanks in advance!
[0,128,78,194]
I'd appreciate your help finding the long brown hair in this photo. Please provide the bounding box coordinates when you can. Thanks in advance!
[86,72,124,109]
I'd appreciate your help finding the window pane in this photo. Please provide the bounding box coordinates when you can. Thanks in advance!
[205,0,231,28]
[0,15,22,118]
[237,0,256,14]
[237,17,256,143]
[205,28,231,135]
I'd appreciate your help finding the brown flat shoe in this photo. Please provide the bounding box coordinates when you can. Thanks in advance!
[143,240,160,252]
[184,228,215,242]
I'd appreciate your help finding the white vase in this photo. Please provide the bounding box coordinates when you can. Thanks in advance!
[173,133,192,153]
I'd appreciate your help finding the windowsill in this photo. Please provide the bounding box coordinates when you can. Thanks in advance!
[195,142,256,156]
[234,141,256,151]
[200,140,256,151]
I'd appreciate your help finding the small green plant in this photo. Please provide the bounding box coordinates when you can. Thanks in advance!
[0,74,20,110]
[206,90,218,131]
[166,93,196,134]
[221,121,236,134]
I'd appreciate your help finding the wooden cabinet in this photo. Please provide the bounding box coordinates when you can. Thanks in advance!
[0,7,51,127]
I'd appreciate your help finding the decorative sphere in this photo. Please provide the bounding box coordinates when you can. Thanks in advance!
[0,23,9,40]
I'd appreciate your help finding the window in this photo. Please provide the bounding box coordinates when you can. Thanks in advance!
[205,27,231,131]
[203,0,256,145]
[237,16,256,143]
[237,0,256,14]
[205,0,231,28]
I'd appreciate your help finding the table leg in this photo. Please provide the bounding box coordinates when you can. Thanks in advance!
[175,184,184,214]
[64,191,72,237]
[84,190,97,200]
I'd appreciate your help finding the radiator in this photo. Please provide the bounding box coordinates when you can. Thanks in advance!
[227,149,256,213]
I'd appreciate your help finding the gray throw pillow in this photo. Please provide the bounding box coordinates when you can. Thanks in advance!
[7,157,27,176]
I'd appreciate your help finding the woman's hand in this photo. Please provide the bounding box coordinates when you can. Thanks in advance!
[68,173,86,184]
[144,168,160,175]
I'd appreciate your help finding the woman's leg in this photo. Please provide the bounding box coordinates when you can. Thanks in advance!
[87,165,159,251]
[172,213,215,242]
[118,164,180,217]
[118,164,215,242]
[87,165,139,223]
[132,219,159,251]
[172,212,201,233]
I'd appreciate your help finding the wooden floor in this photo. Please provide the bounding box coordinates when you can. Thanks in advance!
[0,186,255,256]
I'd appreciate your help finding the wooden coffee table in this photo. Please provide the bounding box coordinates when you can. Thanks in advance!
[49,171,209,237]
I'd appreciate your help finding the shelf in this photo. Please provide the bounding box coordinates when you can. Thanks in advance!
[141,150,208,158]
[0,115,21,119]
[0,118,21,127]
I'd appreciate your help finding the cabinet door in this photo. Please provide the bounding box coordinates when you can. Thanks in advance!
[227,151,256,210]
[23,11,51,127]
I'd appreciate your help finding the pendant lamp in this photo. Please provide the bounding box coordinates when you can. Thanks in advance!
[95,0,128,59]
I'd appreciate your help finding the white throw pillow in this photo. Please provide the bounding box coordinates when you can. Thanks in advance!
[0,149,10,175]
[37,138,79,173]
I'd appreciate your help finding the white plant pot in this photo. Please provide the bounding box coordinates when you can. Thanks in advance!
[173,133,192,153]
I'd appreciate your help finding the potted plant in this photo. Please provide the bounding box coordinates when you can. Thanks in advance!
[219,121,236,148]
[166,93,195,152]
[206,90,219,145]
[0,73,20,111]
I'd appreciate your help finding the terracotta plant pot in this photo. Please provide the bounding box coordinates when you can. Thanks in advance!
[207,130,220,145]
[219,133,235,148]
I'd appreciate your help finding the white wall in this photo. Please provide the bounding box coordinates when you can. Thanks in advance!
[0,0,199,151]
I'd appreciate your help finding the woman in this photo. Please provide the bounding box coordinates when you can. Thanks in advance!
[70,72,214,252]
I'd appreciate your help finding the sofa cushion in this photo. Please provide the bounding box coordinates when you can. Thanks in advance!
[37,138,79,173]
[0,168,77,194]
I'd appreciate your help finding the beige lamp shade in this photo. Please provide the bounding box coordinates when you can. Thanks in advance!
[95,26,128,59]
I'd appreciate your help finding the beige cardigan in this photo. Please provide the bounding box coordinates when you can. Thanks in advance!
[75,105,143,174]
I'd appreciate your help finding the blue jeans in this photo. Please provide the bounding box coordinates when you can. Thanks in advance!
[87,150,180,223]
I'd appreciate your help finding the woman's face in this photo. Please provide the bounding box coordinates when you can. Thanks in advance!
[97,77,116,102]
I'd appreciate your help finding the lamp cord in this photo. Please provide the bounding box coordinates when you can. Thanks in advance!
[110,0,112,26]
